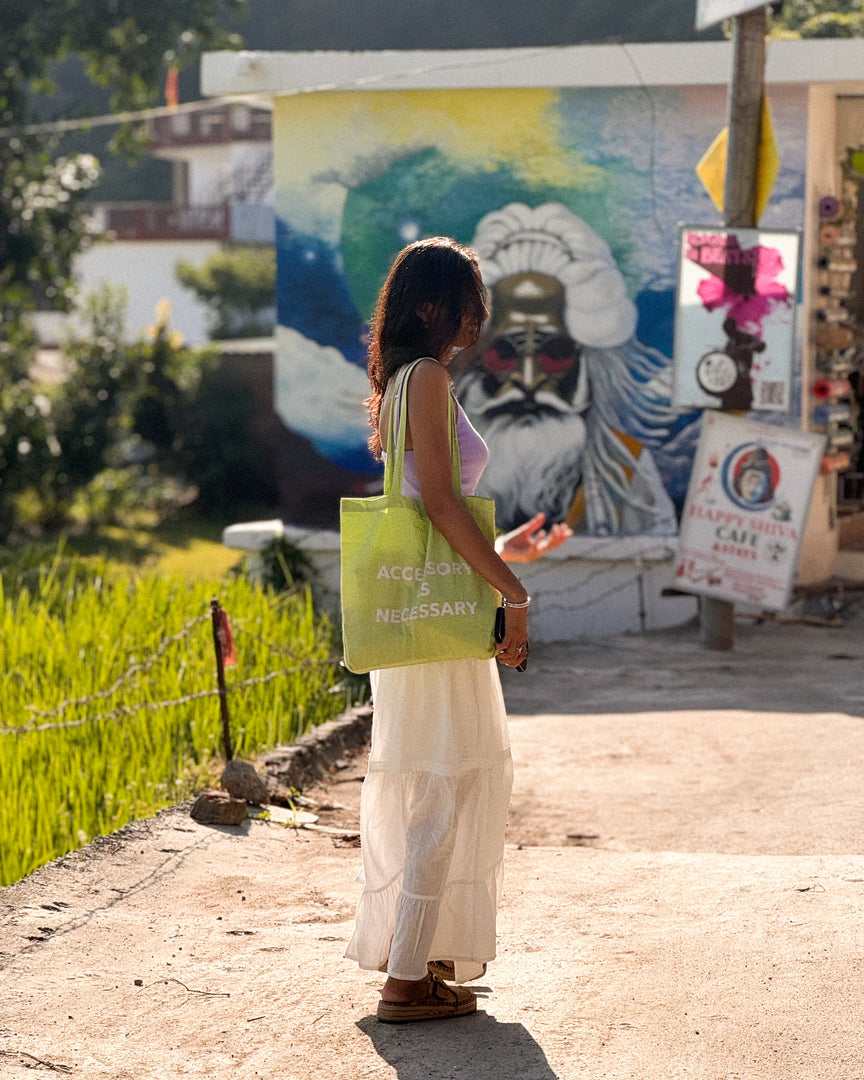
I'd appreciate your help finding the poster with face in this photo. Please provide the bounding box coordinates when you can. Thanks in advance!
[674,411,824,610]
[672,226,800,413]
[271,84,807,533]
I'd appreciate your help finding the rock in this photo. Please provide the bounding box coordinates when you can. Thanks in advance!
[190,790,248,826]
[220,760,270,805]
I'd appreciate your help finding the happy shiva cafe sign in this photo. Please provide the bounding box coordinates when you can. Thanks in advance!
[696,0,768,29]
[674,412,825,612]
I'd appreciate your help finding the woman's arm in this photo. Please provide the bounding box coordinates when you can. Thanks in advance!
[407,360,528,664]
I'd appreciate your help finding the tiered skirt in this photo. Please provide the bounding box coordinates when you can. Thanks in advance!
[344,656,513,984]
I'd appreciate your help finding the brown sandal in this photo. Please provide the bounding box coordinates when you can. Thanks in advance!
[427,960,487,982]
[376,973,476,1024]
[378,959,487,982]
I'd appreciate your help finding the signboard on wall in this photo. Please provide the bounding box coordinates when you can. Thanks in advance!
[672,225,800,413]
[673,412,824,611]
[696,0,767,30]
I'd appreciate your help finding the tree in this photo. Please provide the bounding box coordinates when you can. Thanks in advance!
[40,286,139,525]
[176,246,276,340]
[121,300,277,517]
[7,2,245,128]
[1,1,244,312]
[769,0,864,36]
[0,0,246,537]
[0,142,98,534]
[8,287,274,534]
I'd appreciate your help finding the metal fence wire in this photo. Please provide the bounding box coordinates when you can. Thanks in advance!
[3,601,344,739]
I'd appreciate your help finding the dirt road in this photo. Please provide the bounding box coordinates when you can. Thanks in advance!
[2,609,863,1079]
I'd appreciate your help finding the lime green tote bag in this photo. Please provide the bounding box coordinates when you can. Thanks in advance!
[340,360,499,674]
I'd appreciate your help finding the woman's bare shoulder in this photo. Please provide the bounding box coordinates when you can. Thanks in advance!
[381,359,446,450]
[406,357,448,395]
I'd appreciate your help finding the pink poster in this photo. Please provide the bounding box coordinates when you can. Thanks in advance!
[672,225,800,413]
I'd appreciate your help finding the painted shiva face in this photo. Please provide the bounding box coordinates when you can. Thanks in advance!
[474,273,589,420]
[737,467,771,504]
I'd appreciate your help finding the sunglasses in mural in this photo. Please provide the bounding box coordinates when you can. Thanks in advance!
[475,272,587,419]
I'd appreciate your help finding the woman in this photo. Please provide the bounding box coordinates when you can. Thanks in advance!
[344,237,535,1023]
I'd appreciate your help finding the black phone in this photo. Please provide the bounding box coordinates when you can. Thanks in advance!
[494,605,528,672]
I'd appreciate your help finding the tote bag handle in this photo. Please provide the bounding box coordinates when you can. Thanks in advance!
[382,358,462,499]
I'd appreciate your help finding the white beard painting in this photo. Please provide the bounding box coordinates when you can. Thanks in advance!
[453,201,688,537]
[458,376,587,527]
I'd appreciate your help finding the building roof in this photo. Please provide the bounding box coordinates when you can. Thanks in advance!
[202,40,864,97]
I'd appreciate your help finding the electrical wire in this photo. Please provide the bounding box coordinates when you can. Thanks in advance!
[0,95,270,138]
[619,42,670,242]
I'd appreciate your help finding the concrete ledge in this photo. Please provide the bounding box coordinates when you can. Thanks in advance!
[258,704,372,791]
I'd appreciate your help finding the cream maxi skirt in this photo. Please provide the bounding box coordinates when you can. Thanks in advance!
[344,656,513,984]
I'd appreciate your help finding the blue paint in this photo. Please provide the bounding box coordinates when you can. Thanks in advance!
[635,287,675,358]
[276,218,368,367]
[318,441,380,474]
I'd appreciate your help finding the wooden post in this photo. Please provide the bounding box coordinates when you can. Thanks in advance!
[723,9,767,229]
[210,597,234,761]
[700,5,767,652]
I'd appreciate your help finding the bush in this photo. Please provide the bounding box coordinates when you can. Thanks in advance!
[176,245,276,340]
[257,535,316,593]
[4,290,278,537]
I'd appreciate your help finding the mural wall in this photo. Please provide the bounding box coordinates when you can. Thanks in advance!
[272,83,807,535]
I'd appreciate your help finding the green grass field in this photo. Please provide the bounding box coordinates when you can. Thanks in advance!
[61,516,246,579]
[0,522,347,886]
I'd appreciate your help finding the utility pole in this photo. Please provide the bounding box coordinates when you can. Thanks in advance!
[723,9,767,230]
[700,4,767,651]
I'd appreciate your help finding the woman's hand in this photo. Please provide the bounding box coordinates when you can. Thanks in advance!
[495,604,529,668]
[497,513,573,564]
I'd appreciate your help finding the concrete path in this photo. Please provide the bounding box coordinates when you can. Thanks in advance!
[2,607,863,1079]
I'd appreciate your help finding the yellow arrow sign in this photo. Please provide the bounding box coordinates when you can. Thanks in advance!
[696,97,780,223]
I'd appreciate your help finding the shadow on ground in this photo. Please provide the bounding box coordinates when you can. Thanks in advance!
[500,609,864,717]
[357,1011,560,1080]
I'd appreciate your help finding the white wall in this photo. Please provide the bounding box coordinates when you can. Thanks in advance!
[182,143,272,205]
[202,41,864,97]
[185,145,237,205]
[70,239,222,345]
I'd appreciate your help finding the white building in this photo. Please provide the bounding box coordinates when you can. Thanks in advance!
[208,40,864,639]
[39,102,276,347]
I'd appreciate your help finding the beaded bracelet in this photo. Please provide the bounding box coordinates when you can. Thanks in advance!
[502,595,532,609]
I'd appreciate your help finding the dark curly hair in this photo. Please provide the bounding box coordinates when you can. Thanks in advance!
[365,237,487,460]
